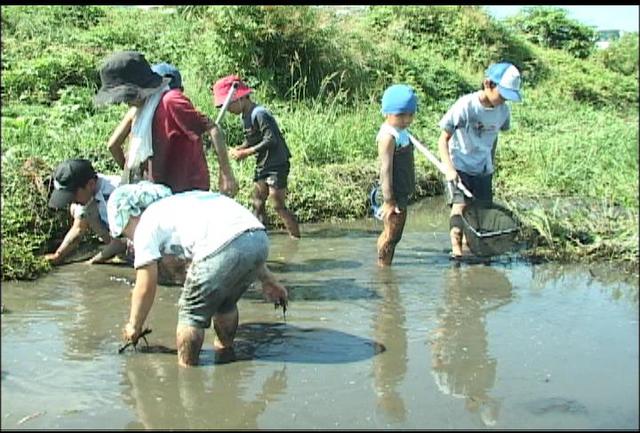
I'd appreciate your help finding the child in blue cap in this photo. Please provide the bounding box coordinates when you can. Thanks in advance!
[437,62,522,258]
[376,84,418,266]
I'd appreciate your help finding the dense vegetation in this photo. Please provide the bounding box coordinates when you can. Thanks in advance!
[1,5,638,280]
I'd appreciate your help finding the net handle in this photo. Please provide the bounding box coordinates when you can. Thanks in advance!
[408,134,473,198]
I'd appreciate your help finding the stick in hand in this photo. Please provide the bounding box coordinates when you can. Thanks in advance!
[215,81,239,127]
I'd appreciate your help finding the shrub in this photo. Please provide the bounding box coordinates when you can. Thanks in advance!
[505,7,598,59]
[596,32,639,76]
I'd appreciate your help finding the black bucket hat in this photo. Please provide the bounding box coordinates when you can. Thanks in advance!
[94,51,168,106]
[48,159,97,209]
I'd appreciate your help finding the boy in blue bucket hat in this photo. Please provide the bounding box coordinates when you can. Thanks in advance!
[437,62,522,258]
[151,62,183,91]
[375,83,418,266]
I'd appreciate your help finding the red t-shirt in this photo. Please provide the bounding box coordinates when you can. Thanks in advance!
[148,89,211,193]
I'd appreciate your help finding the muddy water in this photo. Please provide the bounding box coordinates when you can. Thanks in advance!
[1,198,638,429]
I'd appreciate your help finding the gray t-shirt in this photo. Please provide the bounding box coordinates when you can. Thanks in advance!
[438,91,511,175]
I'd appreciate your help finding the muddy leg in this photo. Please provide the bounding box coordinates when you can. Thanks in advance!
[176,325,205,367]
[213,305,239,351]
[449,204,465,258]
[269,186,300,238]
[377,210,407,266]
[253,181,269,227]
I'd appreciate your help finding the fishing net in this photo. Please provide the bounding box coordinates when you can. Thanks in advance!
[461,202,520,257]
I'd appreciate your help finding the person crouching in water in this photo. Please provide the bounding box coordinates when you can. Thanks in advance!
[376,84,418,266]
[107,181,288,367]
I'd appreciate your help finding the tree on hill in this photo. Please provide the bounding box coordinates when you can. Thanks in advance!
[505,7,598,59]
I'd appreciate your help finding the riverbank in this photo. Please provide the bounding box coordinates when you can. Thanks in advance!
[1,6,637,280]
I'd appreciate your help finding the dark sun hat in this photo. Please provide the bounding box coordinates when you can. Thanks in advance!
[48,159,97,209]
[94,51,169,106]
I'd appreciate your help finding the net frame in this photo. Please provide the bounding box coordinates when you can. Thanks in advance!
[461,202,520,257]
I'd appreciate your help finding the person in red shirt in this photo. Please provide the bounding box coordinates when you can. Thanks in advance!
[96,52,238,196]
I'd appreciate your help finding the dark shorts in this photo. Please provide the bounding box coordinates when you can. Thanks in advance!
[444,171,493,206]
[177,230,269,329]
[254,163,290,190]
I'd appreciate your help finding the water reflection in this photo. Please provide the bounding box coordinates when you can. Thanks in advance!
[429,264,513,426]
[121,355,287,429]
[372,268,407,423]
[46,267,130,361]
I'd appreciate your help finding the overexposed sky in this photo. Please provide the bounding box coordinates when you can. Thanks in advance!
[485,5,639,32]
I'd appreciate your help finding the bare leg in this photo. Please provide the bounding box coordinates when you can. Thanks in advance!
[269,186,300,239]
[377,210,407,267]
[213,306,239,351]
[450,203,465,258]
[176,325,205,367]
[252,181,269,226]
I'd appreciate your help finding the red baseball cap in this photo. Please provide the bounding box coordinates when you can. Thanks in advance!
[211,75,253,107]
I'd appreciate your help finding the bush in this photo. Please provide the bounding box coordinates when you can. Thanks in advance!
[505,7,598,59]
[366,6,538,75]
[596,32,639,76]
[1,46,99,104]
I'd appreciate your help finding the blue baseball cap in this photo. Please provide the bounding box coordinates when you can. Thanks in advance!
[381,84,418,115]
[151,62,182,90]
[485,62,522,102]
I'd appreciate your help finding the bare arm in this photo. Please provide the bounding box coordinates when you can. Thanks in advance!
[124,261,158,340]
[86,238,128,265]
[107,107,136,169]
[377,133,401,217]
[45,216,89,265]
[257,263,288,305]
[208,125,239,197]
[438,130,457,181]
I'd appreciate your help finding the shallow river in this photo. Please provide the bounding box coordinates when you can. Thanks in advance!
[1,198,638,429]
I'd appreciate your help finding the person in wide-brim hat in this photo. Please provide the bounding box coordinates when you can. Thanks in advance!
[95,50,238,198]
[94,51,170,106]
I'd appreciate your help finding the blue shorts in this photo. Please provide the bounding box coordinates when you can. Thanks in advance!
[177,230,269,329]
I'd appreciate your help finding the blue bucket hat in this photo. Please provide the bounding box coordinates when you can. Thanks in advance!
[381,84,418,115]
[485,62,522,102]
[151,62,182,90]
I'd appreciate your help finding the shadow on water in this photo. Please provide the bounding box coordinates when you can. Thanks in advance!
[123,322,385,366]
[282,278,378,302]
[241,274,380,303]
[268,258,362,274]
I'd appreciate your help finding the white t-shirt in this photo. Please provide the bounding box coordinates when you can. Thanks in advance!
[438,91,511,175]
[133,191,265,268]
[71,174,121,224]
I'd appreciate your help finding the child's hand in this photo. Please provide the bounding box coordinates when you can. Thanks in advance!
[44,252,63,265]
[381,201,401,219]
[230,148,250,160]
[444,167,458,182]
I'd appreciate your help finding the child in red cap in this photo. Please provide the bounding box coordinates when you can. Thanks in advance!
[212,75,300,238]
